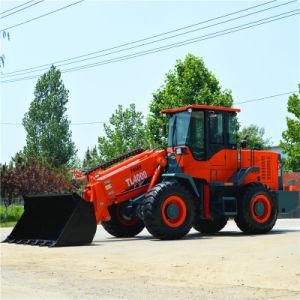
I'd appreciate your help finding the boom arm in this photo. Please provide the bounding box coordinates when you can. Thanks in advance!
[75,149,167,223]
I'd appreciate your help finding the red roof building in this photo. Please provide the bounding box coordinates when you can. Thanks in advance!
[283,172,300,190]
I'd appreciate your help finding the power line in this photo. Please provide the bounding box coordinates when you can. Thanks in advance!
[235,91,298,104]
[0,0,45,20]
[53,10,300,73]
[0,121,104,126]
[0,0,34,15]
[71,121,104,125]
[1,0,295,79]
[2,10,299,84]
[39,10,300,73]
[2,9,299,84]
[0,0,85,32]
[0,122,22,125]
[1,0,280,77]
[1,91,298,126]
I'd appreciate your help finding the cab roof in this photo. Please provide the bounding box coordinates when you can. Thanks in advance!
[161,105,240,114]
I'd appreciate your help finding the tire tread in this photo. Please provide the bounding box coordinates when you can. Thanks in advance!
[234,183,278,234]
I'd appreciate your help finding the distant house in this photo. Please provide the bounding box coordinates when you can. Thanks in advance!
[281,172,300,218]
[283,172,300,190]
[270,145,287,160]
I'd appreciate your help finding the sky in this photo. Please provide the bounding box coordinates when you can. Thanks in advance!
[1,0,299,164]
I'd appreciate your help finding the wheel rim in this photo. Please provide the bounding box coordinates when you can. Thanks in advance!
[250,194,272,223]
[162,195,187,228]
[116,205,138,226]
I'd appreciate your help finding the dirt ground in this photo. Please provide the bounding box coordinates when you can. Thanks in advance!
[1,219,300,299]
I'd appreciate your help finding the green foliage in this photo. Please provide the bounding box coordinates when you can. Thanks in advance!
[9,150,26,168]
[0,205,23,226]
[238,124,271,150]
[83,104,148,166]
[82,146,99,169]
[1,157,75,207]
[23,65,77,169]
[98,104,149,162]
[0,163,15,203]
[280,85,300,171]
[69,155,82,170]
[147,54,233,147]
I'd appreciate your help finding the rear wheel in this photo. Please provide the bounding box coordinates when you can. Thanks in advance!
[101,203,144,237]
[143,181,194,240]
[193,217,228,234]
[234,183,278,234]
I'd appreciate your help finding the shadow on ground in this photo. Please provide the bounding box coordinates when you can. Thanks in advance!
[93,228,300,244]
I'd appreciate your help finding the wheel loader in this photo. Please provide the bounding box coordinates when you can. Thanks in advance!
[4,105,299,246]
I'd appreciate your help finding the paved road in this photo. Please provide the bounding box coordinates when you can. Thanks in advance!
[1,219,300,299]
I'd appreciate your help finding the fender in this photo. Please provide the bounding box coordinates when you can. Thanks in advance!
[228,167,260,186]
[161,173,200,197]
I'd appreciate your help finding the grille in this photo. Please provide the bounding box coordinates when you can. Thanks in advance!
[261,156,271,181]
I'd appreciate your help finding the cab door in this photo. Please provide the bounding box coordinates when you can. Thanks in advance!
[206,110,226,163]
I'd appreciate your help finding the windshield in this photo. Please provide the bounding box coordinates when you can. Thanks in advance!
[168,111,205,160]
[168,111,191,147]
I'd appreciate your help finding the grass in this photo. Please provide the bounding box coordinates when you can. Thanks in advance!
[0,204,24,227]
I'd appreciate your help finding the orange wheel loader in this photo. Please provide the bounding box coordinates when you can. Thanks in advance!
[4,105,299,246]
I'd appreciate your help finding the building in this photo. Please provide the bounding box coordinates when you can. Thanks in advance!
[270,145,287,160]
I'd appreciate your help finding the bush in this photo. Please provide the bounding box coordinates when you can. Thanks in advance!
[0,160,76,227]
[1,160,75,200]
[0,204,24,227]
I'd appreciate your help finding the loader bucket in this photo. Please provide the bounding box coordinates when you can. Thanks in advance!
[3,193,97,247]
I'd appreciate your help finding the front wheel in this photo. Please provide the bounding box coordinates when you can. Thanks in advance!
[101,203,144,237]
[143,181,195,240]
[234,183,278,234]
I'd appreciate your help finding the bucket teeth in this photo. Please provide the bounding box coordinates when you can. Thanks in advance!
[3,238,57,247]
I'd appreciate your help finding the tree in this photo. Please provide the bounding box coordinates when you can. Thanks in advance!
[280,86,300,171]
[147,54,233,147]
[82,146,99,168]
[12,160,75,195]
[1,160,73,222]
[87,103,148,164]
[0,163,16,221]
[9,150,26,168]
[23,65,76,169]
[0,151,26,220]
[1,159,74,204]
[239,124,271,150]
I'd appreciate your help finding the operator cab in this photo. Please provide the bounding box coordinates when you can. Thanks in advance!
[162,105,240,160]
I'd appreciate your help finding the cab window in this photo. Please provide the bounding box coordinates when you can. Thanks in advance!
[209,112,223,144]
[187,111,205,160]
[228,113,238,145]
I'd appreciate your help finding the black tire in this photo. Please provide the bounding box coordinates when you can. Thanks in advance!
[234,183,278,234]
[101,203,144,238]
[143,181,195,240]
[193,217,228,234]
